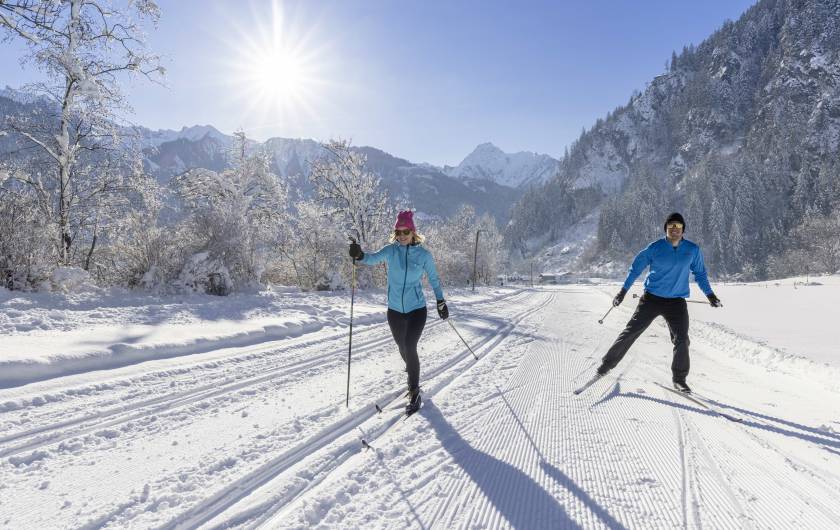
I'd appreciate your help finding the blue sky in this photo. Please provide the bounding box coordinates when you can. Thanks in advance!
[1,0,756,166]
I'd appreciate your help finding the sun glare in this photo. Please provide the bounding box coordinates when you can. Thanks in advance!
[224,1,327,133]
[250,46,308,105]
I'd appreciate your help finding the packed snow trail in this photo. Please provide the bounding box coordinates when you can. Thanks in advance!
[261,286,840,530]
[1,285,839,529]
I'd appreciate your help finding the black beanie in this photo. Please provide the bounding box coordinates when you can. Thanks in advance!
[664,212,686,232]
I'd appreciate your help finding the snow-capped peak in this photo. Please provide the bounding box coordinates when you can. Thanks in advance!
[445,143,560,189]
[126,124,234,149]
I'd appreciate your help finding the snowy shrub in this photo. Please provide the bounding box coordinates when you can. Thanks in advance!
[48,267,97,293]
[0,187,54,290]
[314,269,347,291]
[90,173,182,290]
[424,205,504,287]
[173,252,233,296]
[172,132,287,293]
[270,199,346,290]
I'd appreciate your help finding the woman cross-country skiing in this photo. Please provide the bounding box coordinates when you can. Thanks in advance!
[348,210,448,414]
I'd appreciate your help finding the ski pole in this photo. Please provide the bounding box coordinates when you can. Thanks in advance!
[632,293,710,305]
[447,319,479,360]
[346,238,358,408]
[598,305,613,324]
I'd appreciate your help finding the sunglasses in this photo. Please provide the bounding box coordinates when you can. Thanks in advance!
[394,229,412,236]
[666,223,684,230]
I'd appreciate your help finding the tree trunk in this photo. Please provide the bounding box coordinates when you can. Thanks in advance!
[84,233,97,271]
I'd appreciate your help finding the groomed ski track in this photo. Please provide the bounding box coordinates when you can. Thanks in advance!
[1,286,839,529]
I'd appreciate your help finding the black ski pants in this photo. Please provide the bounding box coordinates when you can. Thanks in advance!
[599,292,691,382]
[387,306,427,392]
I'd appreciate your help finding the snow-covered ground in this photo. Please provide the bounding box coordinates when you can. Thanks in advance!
[1,279,839,529]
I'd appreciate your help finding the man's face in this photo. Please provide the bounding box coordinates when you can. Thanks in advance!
[666,222,684,242]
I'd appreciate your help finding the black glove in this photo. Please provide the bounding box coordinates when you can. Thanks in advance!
[436,299,449,320]
[348,242,364,260]
[707,293,722,307]
[613,288,627,307]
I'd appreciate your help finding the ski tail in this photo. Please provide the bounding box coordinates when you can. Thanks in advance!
[573,373,604,395]
[654,382,742,423]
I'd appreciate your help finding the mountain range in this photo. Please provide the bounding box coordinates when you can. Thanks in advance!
[0,85,558,224]
[134,122,557,223]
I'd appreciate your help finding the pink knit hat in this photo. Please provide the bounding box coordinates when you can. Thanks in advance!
[394,210,416,231]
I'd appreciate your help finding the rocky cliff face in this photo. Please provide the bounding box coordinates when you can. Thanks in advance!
[509,0,840,279]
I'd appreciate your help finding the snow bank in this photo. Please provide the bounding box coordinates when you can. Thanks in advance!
[0,286,519,389]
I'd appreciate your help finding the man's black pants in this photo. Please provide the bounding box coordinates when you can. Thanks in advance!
[599,292,691,382]
[387,307,427,392]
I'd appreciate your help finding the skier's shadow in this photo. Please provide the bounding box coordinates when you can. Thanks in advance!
[700,397,840,443]
[621,392,840,451]
[422,400,581,529]
[491,387,629,530]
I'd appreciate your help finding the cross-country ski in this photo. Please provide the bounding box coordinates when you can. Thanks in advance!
[653,382,744,423]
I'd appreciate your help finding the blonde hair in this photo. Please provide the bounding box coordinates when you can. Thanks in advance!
[389,230,426,244]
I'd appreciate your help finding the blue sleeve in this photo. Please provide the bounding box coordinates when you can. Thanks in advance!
[622,244,653,291]
[690,247,713,295]
[359,244,391,266]
[423,251,444,301]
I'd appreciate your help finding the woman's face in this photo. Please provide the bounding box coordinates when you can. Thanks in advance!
[395,226,413,245]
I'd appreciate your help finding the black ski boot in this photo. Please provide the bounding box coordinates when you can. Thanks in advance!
[406,388,421,415]
[673,380,691,393]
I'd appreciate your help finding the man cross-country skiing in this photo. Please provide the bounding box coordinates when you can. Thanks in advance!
[594,212,722,393]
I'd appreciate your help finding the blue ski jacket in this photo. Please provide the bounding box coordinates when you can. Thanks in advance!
[622,238,713,299]
[359,242,444,313]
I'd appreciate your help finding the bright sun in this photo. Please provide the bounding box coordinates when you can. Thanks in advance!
[248,46,309,108]
[225,1,326,131]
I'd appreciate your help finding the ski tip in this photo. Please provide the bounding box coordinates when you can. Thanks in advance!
[375,404,383,413]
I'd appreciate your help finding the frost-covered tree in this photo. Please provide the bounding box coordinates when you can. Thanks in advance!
[795,209,840,275]
[308,139,393,287]
[0,172,52,289]
[172,132,287,293]
[309,139,392,248]
[425,205,504,287]
[0,0,162,266]
[272,199,346,290]
[95,164,183,290]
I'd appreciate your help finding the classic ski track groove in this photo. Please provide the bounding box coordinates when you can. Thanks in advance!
[651,344,840,527]
[682,412,755,530]
[707,397,840,491]
[156,291,556,530]
[711,415,840,528]
[0,290,532,459]
[674,409,700,530]
[649,349,840,528]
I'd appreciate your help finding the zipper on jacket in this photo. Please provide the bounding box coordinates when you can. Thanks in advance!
[401,244,409,312]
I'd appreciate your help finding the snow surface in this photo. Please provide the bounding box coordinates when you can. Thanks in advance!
[1,280,839,529]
